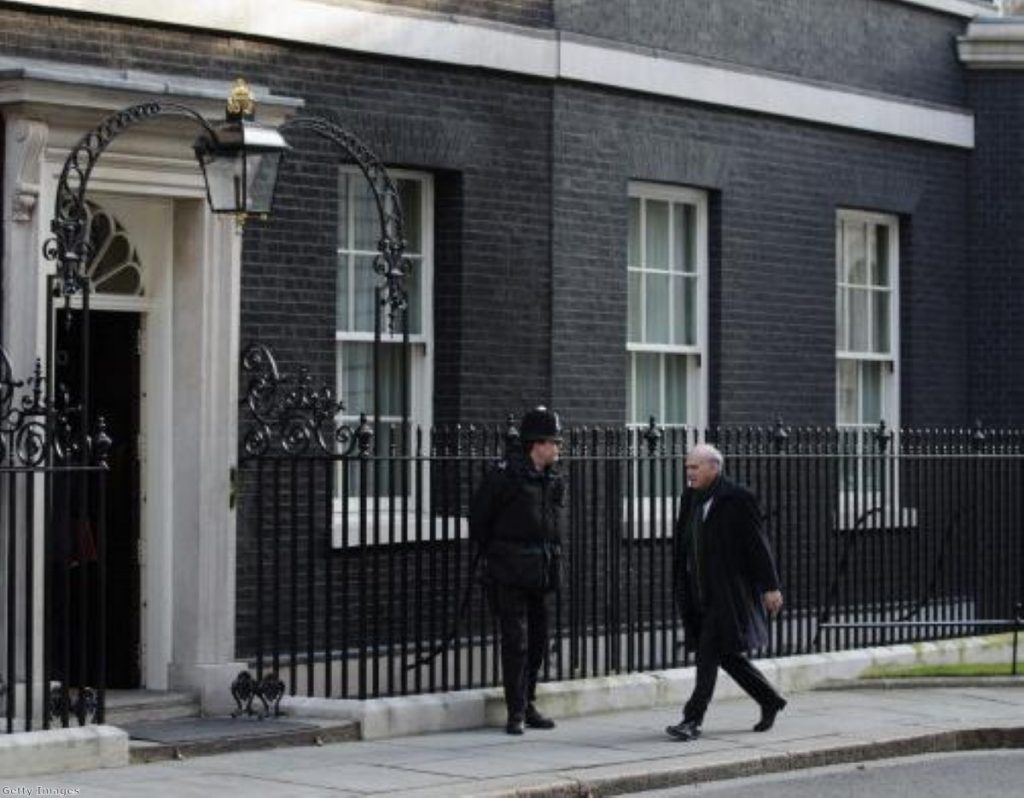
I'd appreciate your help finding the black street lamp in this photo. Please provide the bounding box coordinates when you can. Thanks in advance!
[47,78,289,296]
[193,79,290,222]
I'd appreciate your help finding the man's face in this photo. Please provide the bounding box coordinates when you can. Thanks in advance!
[685,454,719,491]
[530,439,561,469]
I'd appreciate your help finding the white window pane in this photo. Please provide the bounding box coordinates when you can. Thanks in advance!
[645,200,669,269]
[849,288,870,351]
[837,360,858,425]
[873,290,890,354]
[645,273,670,344]
[862,361,883,424]
[353,179,378,251]
[836,288,847,350]
[337,253,351,331]
[353,255,379,333]
[844,221,867,285]
[626,353,634,423]
[628,270,642,343]
[341,342,372,414]
[672,203,695,273]
[873,225,890,287]
[635,352,660,423]
[404,256,422,336]
[672,275,697,346]
[664,354,689,425]
[340,342,407,417]
[628,198,641,267]
[338,174,350,251]
[397,180,422,255]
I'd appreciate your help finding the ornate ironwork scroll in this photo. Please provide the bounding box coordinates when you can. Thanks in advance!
[280,115,411,332]
[0,347,110,468]
[43,102,218,298]
[47,685,99,726]
[239,342,371,458]
[230,670,285,720]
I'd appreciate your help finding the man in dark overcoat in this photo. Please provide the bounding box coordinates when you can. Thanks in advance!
[470,406,565,735]
[667,443,786,741]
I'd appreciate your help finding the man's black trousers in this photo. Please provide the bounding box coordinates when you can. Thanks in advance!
[491,583,548,720]
[683,620,781,724]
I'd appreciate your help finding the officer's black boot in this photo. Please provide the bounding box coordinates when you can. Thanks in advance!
[525,703,555,729]
[506,713,525,735]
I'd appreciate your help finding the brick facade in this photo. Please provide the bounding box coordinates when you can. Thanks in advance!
[550,86,970,427]
[967,72,1024,427]
[555,0,968,107]
[0,0,1008,668]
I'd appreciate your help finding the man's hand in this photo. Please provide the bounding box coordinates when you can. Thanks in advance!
[763,590,783,616]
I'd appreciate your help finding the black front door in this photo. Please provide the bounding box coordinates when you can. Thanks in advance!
[55,309,142,689]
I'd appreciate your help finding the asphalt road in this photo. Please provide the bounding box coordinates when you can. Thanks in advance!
[632,750,1024,797]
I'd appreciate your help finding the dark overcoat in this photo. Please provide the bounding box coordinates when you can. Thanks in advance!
[672,477,780,654]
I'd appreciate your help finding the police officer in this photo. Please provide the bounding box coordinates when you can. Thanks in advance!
[470,406,566,735]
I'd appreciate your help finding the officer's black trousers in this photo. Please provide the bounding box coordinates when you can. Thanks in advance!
[683,620,781,725]
[491,583,548,720]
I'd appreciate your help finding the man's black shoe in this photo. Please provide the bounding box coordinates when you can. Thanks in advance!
[665,719,702,741]
[525,704,556,729]
[506,715,525,735]
[753,698,787,732]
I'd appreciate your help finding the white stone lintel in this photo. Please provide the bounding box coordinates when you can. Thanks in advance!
[958,17,1024,67]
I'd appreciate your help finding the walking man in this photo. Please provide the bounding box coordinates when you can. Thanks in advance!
[667,443,786,741]
[470,406,565,735]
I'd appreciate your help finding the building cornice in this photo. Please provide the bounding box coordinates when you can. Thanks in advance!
[896,0,994,18]
[958,18,1024,68]
[5,1,975,149]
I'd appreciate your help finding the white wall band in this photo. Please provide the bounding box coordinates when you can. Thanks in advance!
[7,0,977,149]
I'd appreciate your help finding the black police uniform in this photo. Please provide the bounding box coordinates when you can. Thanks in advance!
[469,408,565,733]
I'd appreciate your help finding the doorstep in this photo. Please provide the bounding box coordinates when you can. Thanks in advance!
[123,715,360,764]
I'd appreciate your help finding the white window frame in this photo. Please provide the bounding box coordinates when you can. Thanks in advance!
[626,182,709,433]
[333,167,436,547]
[835,208,909,530]
[626,183,708,538]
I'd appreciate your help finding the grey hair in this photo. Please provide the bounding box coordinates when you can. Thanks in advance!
[687,443,724,471]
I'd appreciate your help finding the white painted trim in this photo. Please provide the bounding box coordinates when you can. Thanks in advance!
[895,0,994,17]
[561,39,974,150]
[5,0,558,77]
[5,1,975,148]
[958,19,1024,67]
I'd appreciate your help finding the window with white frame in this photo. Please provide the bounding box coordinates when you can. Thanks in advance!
[336,169,433,514]
[627,183,707,431]
[836,209,900,509]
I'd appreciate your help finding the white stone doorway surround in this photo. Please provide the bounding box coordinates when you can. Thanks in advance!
[0,60,301,711]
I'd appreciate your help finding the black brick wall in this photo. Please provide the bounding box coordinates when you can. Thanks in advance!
[555,0,970,108]
[0,1,992,664]
[967,72,1024,428]
[551,84,970,428]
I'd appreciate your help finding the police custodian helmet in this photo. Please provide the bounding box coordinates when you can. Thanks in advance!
[520,406,563,442]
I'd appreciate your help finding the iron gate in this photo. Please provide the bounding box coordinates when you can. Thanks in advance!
[0,346,110,733]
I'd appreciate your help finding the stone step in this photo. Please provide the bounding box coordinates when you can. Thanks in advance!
[104,690,200,725]
[125,716,360,764]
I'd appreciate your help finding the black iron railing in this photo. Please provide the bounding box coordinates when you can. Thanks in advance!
[0,349,110,733]
[235,388,1024,702]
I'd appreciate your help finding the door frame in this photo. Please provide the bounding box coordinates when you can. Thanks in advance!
[41,183,178,690]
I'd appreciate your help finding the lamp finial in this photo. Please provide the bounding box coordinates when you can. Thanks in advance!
[226,78,256,119]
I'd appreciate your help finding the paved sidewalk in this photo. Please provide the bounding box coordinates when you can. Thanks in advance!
[11,684,1024,797]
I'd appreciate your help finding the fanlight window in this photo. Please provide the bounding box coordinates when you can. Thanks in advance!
[85,202,144,296]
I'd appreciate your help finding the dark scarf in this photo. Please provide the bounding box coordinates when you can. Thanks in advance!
[686,477,722,605]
